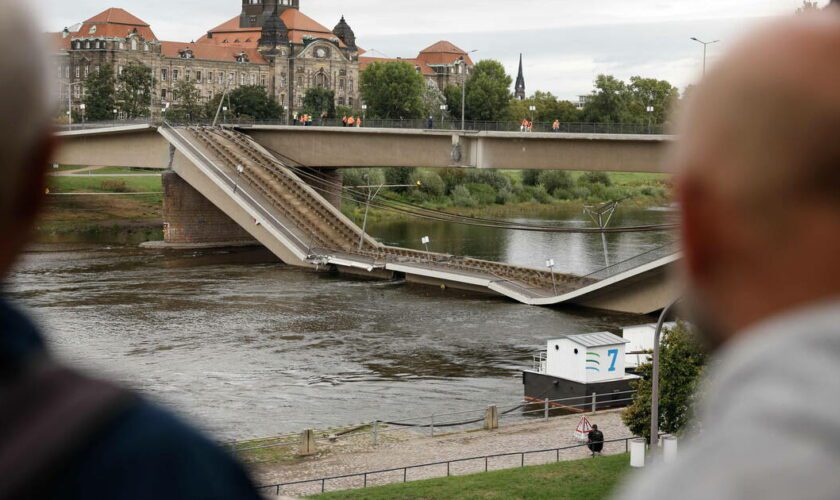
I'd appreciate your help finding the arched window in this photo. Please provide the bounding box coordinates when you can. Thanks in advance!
[315,72,327,88]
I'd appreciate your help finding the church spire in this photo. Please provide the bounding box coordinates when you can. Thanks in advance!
[515,53,526,100]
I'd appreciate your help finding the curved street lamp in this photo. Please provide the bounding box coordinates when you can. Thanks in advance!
[690,37,720,76]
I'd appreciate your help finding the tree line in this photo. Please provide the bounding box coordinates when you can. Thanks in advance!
[80,60,680,126]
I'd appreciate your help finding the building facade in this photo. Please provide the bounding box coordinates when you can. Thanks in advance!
[50,1,474,119]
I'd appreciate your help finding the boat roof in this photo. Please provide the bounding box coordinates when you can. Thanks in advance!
[563,332,629,348]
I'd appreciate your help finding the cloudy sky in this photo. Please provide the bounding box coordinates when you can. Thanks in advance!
[36,0,818,100]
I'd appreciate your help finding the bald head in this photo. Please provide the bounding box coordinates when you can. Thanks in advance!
[0,0,54,280]
[673,10,840,344]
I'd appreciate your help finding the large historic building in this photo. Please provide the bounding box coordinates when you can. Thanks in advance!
[49,1,474,119]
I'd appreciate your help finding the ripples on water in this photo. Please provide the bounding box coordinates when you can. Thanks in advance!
[6,209,674,439]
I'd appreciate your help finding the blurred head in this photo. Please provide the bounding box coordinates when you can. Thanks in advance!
[0,0,55,281]
[592,424,598,430]
[673,11,840,347]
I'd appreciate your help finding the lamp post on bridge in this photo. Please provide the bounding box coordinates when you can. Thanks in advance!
[456,50,478,131]
[440,104,447,129]
[690,37,720,76]
[646,105,655,134]
[346,179,421,251]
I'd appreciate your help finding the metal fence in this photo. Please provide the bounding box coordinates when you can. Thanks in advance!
[54,118,667,135]
[256,435,638,496]
[228,390,636,456]
[584,240,681,282]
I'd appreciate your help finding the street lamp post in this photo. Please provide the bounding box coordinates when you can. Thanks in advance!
[440,104,447,129]
[64,81,84,127]
[79,103,86,125]
[646,105,655,134]
[529,105,537,130]
[690,37,720,76]
[456,50,478,131]
[650,298,680,461]
[361,104,367,121]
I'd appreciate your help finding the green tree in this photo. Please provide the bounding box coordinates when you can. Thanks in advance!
[302,87,336,118]
[582,74,630,124]
[626,76,679,126]
[170,78,204,122]
[443,84,462,121]
[83,64,116,121]
[464,60,512,121]
[116,62,154,118]
[385,167,414,193]
[360,61,425,119]
[207,85,282,121]
[508,91,582,123]
[622,322,707,442]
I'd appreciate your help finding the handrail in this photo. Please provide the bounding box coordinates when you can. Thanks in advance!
[160,123,311,255]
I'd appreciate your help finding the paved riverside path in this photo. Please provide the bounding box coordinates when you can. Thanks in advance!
[253,410,630,497]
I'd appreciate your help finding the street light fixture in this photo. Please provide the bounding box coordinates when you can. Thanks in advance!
[421,236,431,261]
[439,104,447,127]
[456,50,478,131]
[79,103,86,125]
[646,105,655,134]
[690,37,720,76]
[361,104,367,121]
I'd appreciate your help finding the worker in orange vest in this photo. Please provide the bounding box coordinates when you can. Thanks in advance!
[347,116,355,127]
[355,116,362,128]
[342,115,348,127]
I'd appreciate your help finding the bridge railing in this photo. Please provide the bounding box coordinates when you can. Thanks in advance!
[583,240,681,282]
[54,118,667,135]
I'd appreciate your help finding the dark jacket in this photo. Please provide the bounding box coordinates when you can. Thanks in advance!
[588,429,604,453]
[0,298,263,500]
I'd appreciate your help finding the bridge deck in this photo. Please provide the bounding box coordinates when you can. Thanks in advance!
[160,125,677,311]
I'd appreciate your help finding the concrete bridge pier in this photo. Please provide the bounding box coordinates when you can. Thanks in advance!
[153,171,259,248]
[298,168,342,209]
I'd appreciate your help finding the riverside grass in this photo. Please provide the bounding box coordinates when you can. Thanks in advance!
[310,453,631,500]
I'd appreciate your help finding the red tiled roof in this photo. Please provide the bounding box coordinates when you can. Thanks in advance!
[198,9,345,48]
[417,40,473,66]
[46,31,72,52]
[73,8,157,41]
[84,7,150,27]
[160,41,267,64]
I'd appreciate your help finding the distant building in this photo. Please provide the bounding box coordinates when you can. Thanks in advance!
[576,95,591,110]
[47,1,471,118]
[514,53,526,100]
[358,40,475,92]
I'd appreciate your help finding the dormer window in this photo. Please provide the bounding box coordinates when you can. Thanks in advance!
[88,25,97,35]
[179,48,194,59]
[235,52,249,63]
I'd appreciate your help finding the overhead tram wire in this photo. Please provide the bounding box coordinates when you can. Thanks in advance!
[249,140,678,234]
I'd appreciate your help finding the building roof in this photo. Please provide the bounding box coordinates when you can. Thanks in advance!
[198,9,345,48]
[84,7,150,27]
[417,40,473,66]
[563,332,629,348]
[46,31,72,53]
[160,41,267,64]
[73,7,157,41]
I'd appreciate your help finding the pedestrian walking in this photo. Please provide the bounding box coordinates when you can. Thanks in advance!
[553,119,560,132]
[347,116,355,127]
[355,116,362,128]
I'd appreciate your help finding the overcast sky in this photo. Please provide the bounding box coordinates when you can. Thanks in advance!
[36,0,818,100]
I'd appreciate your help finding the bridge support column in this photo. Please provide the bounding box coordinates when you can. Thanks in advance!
[159,171,258,248]
[299,168,342,210]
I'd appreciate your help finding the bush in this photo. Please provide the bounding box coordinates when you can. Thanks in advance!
[578,171,612,187]
[464,169,512,192]
[466,183,498,205]
[552,188,573,200]
[532,184,552,203]
[439,168,467,194]
[622,322,707,442]
[496,186,514,205]
[385,167,414,192]
[571,186,591,200]
[451,185,477,207]
[521,169,541,186]
[101,180,128,192]
[410,170,445,197]
[537,170,573,193]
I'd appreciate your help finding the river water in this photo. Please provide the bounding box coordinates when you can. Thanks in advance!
[6,207,675,440]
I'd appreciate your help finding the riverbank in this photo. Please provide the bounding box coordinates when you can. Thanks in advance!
[242,409,630,497]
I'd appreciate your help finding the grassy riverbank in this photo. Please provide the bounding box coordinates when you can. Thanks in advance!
[38,169,164,243]
[311,453,631,500]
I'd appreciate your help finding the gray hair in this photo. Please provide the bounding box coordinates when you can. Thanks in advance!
[0,0,52,219]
